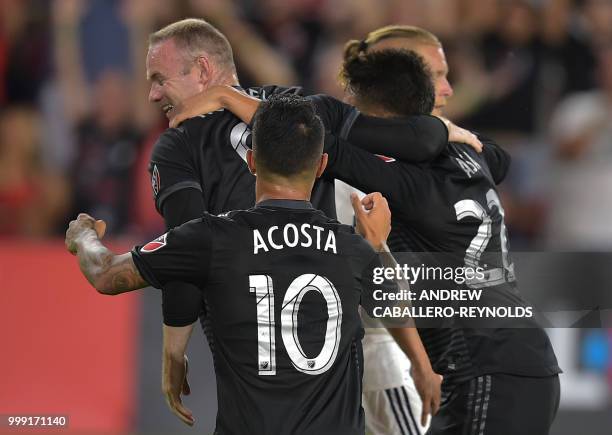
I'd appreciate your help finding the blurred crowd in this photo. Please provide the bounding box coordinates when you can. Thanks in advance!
[1,0,611,250]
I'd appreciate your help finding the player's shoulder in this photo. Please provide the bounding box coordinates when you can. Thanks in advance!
[151,111,238,157]
[199,209,258,234]
[173,109,232,138]
[249,85,303,99]
[316,215,377,257]
[173,211,247,242]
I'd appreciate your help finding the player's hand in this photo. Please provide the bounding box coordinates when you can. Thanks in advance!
[411,364,443,426]
[438,117,483,153]
[65,213,106,255]
[351,192,391,251]
[163,355,195,426]
[169,86,226,128]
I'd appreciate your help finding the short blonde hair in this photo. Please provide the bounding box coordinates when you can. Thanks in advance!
[343,25,441,63]
[149,18,235,71]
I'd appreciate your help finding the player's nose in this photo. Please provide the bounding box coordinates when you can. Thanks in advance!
[148,84,163,103]
[441,78,454,98]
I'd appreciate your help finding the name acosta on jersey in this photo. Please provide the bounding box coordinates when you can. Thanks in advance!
[253,223,337,254]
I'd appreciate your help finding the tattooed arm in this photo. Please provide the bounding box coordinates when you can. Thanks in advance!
[66,213,148,295]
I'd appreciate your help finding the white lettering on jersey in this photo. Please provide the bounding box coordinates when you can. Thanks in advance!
[253,230,269,253]
[300,223,313,247]
[267,226,283,250]
[253,224,337,254]
[454,150,482,178]
[324,231,337,254]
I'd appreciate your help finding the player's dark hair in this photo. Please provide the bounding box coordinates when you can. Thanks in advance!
[252,94,324,178]
[340,49,435,116]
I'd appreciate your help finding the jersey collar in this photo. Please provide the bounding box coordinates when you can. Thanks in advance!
[256,199,314,210]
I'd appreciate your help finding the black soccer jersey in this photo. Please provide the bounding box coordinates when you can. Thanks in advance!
[149,85,340,218]
[132,200,391,435]
[323,135,561,388]
[148,86,448,327]
[149,88,449,222]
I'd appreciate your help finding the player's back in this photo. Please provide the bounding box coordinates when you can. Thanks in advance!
[381,141,560,385]
[387,141,510,269]
[202,200,375,435]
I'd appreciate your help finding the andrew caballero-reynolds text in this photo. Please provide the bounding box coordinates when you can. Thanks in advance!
[371,265,534,319]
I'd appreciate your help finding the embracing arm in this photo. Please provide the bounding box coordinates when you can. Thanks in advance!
[170,87,482,162]
[348,114,483,160]
[66,214,148,295]
[170,85,259,128]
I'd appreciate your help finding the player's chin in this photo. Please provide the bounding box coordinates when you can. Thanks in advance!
[165,108,177,122]
[433,105,445,117]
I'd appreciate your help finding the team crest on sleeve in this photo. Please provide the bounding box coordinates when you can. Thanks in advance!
[141,233,167,253]
[151,165,161,197]
[375,154,396,163]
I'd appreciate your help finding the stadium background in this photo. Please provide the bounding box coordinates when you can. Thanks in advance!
[0,0,611,433]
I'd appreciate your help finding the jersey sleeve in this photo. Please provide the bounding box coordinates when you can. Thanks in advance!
[131,217,212,289]
[347,114,448,162]
[479,134,511,184]
[323,133,424,215]
[149,128,202,213]
[160,187,206,229]
[307,94,356,133]
[307,94,448,163]
[258,85,303,98]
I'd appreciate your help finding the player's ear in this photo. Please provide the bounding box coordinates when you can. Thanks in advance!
[315,153,328,178]
[195,55,212,85]
[246,149,256,175]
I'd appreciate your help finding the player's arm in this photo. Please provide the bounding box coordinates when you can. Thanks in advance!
[170,85,260,128]
[386,327,442,426]
[162,324,195,426]
[156,190,207,326]
[149,128,208,326]
[350,194,442,424]
[309,94,482,160]
[325,133,424,214]
[169,87,482,160]
[65,214,148,294]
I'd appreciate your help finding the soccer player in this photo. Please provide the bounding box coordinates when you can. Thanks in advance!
[321,39,563,435]
[65,94,434,434]
[175,43,562,435]
[145,18,481,333]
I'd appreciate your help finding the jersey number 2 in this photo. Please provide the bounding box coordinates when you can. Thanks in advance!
[249,274,342,376]
[454,188,514,287]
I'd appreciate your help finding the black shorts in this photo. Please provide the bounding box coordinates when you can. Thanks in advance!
[426,374,560,435]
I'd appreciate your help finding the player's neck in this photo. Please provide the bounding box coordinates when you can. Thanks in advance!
[354,99,395,118]
[255,179,312,203]
[210,71,240,87]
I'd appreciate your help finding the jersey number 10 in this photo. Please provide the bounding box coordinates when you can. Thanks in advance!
[249,274,343,376]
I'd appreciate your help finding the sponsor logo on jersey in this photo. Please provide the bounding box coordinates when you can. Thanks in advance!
[151,165,161,197]
[141,233,167,253]
[375,154,396,163]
